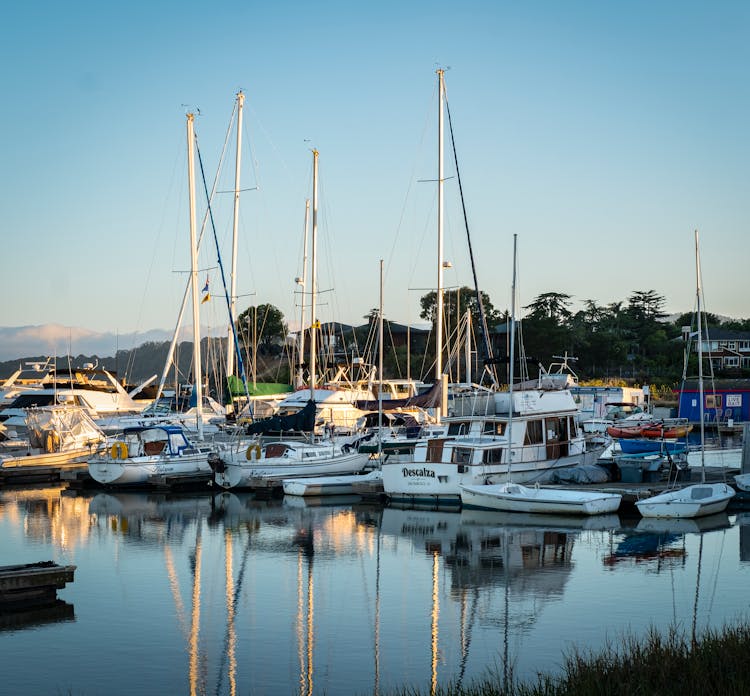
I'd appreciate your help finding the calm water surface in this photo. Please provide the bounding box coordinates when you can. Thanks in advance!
[1,485,750,695]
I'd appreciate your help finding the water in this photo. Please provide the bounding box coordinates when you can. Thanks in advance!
[2,486,750,695]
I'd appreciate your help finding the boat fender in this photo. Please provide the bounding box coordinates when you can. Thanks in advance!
[45,431,61,453]
[110,441,128,459]
[246,443,261,461]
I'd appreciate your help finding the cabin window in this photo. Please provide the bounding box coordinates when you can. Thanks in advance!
[447,422,470,436]
[482,448,503,464]
[451,447,473,464]
[482,421,506,436]
[705,394,722,409]
[169,433,188,452]
[545,417,568,442]
[524,420,543,445]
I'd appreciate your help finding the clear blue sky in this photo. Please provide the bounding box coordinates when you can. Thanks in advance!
[2,1,749,345]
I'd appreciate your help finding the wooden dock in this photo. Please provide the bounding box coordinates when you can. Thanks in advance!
[0,562,76,608]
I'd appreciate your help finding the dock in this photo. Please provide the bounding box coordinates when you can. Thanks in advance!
[0,561,76,608]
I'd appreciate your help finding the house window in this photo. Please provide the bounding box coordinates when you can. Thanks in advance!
[740,340,750,351]
[742,357,750,368]
[724,357,739,368]
[727,341,737,351]
[705,394,722,410]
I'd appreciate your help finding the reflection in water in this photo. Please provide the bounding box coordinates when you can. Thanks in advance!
[0,488,746,695]
[380,506,579,690]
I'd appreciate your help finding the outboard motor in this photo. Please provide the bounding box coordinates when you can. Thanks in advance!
[207,451,226,474]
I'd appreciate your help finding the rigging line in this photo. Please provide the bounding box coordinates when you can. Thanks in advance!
[444,98,497,386]
[194,137,251,404]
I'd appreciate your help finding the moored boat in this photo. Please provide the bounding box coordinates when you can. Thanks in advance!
[87,424,213,486]
[210,439,371,489]
[282,469,382,497]
[460,482,622,515]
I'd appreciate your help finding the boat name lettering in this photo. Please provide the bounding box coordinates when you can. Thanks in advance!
[401,467,435,478]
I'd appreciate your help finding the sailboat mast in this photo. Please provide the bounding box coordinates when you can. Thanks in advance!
[227,91,244,384]
[435,68,446,422]
[309,150,319,399]
[186,112,204,439]
[695,229,706,482]
[378,259,384,455]
[296,200,310,389]
[508,234,517,472]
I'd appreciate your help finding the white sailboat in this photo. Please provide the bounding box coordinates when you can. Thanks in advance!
[459,235,622,516]
[210,150,372,489]
[89,112,213,486]
[635,231,735,519]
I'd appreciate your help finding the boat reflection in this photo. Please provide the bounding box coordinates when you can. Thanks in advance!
[603,512,732,570]
[380,506,585,692]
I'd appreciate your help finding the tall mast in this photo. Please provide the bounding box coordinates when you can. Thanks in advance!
[226,91,244,386]
[378,259,384,456]
[309,150,319,400]
[436,68,446,422]
[296,199,310,389]
[187,112,204,440]
[507,234,517,481]
[695,229,705,482]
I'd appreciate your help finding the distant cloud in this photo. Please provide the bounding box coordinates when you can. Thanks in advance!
[0,324,225,361]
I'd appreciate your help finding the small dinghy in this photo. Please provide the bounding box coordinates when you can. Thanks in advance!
[635,483,735,519]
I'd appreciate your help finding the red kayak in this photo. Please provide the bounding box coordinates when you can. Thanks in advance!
[606,424,656,438]
[640,424,693,439]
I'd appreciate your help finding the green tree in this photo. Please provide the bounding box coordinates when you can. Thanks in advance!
[237,304,287,354]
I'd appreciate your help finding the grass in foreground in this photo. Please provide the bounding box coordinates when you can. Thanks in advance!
[384,622,750,696]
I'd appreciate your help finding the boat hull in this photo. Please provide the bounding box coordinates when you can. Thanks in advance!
[88,453,211,485]
[215,451,370,489]
[635,483,735,518]
[282,470,381,497]
[460,483,622,515]
[382,450,598,505]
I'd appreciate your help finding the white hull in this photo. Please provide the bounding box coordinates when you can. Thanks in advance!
[1,447,96,470]
[88,452,211,485]
[282,470,381,497]
[382,450,593,505]
[635,483,735,519]
[460,483,622,515]
[215,451,370,489]
[734,473,750,492]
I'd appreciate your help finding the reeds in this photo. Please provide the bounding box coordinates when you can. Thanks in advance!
[382,621,750,696]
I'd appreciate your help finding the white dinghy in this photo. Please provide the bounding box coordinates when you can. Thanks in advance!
[460,482,621,516]
[282,469,382,497]
[635,232,735,519]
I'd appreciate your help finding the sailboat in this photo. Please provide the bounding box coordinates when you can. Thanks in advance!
[88,112,214,486]
[459,235,622,516]
[209,150,372,490]
[635,231,735,519]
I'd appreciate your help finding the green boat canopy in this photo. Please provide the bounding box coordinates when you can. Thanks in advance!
[226,375,293,398]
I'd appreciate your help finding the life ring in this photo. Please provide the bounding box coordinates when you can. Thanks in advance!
[246,443,262,461]
[110,441,128,459]
[45,431,61,453]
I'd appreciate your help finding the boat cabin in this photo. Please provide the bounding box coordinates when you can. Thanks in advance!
[122,425,193,457]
